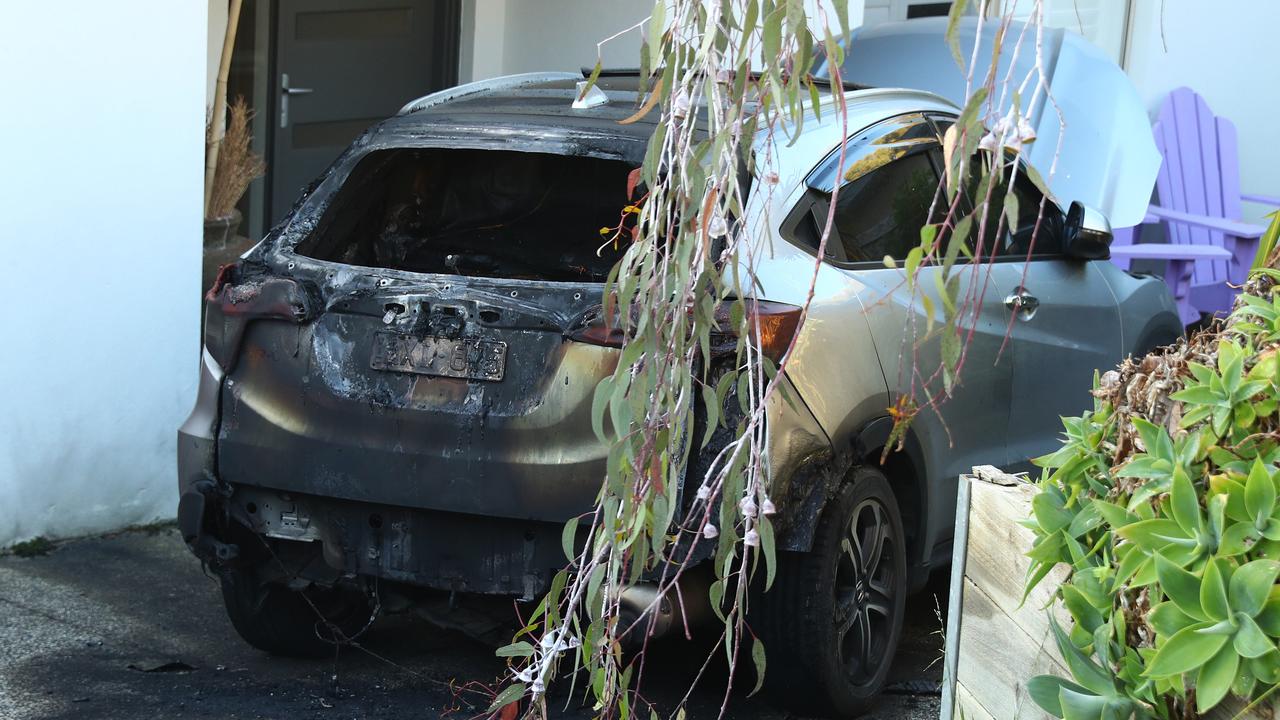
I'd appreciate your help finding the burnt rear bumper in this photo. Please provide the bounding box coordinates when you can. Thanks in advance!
[177,349,226,556]
[229,486,568,598]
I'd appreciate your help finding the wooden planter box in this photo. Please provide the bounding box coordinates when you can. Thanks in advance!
[939,469,1272,720]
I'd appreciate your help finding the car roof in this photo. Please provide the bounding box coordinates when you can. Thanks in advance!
[386,70,957,142]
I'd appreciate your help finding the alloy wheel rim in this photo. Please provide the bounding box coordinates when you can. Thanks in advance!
[833,497,896,685]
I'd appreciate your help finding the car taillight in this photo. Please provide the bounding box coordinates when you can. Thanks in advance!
[204,263,314,371]
[714,299,803,363]
[566,305,626,348]
[566,299,802,363]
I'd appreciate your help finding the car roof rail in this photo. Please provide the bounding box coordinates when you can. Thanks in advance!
[398,71,583,115]
[577,66,874,92]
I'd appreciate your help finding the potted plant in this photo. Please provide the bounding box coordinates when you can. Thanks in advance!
[203,97,264,290]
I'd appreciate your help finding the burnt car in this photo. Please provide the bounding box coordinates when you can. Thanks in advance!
[178,71,1182,715]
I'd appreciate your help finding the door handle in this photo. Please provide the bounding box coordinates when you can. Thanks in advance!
[279,73,313,128]
[1004,288,1039,319]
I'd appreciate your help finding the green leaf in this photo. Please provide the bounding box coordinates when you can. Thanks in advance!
[1093,500,1138,528]
[1229,559,1280,616]
[1170,385,1222,405]
[1057,686,1109,720]
[1118,519,1193,551]
[487,682,526,712]
[1134,417,1175,462]
[1220,521,1262,556]
[495,641,536,658]
[1200,558,1232,622]
[1116,455,1170,479]
[591,375,614,443]
[1048,615,1114,696]
[1245,458,1277,522]
[1256,590,1280,636]
[758,514,776,591]
[700,381,720,449]
[1149,601,1197,638]
[1234,613,1276,658]
[1169,467,1202,535]
[1027,674,1089,718]
[1156,554,1209,621]
[646,0,665,71]
[1195,644,1239,713]
[1253,210,1280,270]
[944,0,971,69]
[748,635,767,696]
[1033,492,1074,534]
[1061,584,1104,634]
[1144,622,1229,677]
[562,519,579,563]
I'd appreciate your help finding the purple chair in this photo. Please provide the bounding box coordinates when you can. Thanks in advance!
[1109,87,1278,325]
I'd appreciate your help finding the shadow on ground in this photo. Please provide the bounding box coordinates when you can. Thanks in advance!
[0,527,945,719]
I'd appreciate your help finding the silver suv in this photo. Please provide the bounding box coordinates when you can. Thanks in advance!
[177,71,1181,715]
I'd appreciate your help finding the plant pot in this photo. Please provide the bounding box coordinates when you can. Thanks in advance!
[203,210,253,294]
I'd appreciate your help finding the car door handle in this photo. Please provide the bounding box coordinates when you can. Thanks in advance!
[998,286,1039,317]
[1004,288,1039,318]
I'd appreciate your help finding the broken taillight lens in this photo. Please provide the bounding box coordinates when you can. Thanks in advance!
[204,263,314,371]
[566,305,626,348]
[566,299,802,363]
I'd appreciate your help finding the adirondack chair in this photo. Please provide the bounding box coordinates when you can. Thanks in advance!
[1109,87,1278,325]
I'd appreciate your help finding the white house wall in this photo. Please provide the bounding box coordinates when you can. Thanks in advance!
[0,2,204,546]
[1124,0,1280,225]
[462,0,863,80]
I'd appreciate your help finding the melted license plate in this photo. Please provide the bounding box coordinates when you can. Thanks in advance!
[370,332,507,381]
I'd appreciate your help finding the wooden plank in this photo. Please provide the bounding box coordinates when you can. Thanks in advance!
[962,480,1071,660]
[954,681,997,720]
[955,577,1066,720]
[940,472,973,720]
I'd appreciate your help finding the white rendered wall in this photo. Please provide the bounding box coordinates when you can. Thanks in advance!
[0,2,204,545]
[462,0,862,80]
[1124,0,1280,225]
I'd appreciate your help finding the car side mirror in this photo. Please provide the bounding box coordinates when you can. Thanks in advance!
[1064,201,1113,260]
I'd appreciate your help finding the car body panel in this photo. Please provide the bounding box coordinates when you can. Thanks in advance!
[998,259,1124,472]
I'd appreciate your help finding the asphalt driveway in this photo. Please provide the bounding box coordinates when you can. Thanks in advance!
[0,526,945,719]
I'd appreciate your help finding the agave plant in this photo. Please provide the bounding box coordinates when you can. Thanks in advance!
[1025,264,1280,717]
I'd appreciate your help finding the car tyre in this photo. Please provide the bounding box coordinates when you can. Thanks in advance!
[220,566,372,657]
[756,466,907,718]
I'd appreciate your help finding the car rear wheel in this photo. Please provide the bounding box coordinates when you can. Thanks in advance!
[757,467,907,717]
[220,566,372,657]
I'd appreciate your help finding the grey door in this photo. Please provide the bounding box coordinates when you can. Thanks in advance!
[271,0,459,224]
[980,179,1124,472]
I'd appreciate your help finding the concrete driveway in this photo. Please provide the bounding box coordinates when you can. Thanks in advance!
[0,526,945,719]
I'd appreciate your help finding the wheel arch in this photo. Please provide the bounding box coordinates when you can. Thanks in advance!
[778,415,930,583]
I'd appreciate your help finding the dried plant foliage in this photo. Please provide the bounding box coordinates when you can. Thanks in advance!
[206,96,265,222]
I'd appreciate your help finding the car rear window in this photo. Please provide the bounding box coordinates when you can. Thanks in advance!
[293,148,636,282]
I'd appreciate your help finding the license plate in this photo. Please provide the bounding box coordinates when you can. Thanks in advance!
[370,332,507,381]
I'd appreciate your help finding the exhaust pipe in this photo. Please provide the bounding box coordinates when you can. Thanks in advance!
[616,566,713,647]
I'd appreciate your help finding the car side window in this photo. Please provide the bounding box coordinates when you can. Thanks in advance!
[959,157,1065,258]
[824,151,940,262]
[927,114,1065,259]
[783,113,945,265]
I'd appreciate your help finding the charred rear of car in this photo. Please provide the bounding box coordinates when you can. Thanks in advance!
[177,125,662,654]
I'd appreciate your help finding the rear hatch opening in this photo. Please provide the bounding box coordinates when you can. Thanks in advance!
[292,148,636,282]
